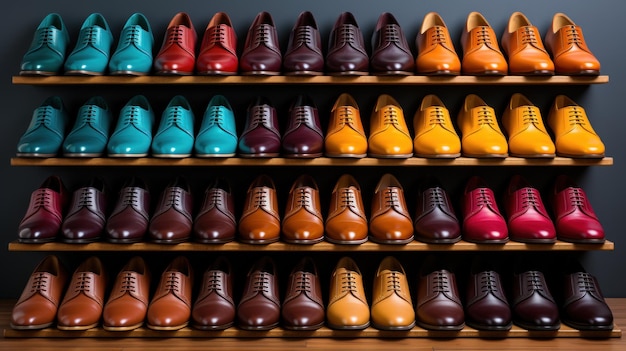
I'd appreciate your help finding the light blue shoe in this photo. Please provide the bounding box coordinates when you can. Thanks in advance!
[107,95,154,157]
[108,13,154,75]
[20,13,70,75]
[194,95,238,157]
[63,96,111,157]
[17,96,68,157]
[64,13,113,75]
[151,96,195,158]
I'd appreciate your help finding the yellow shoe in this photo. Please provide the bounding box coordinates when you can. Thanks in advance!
[548,95,605,158]
[502,93,555,158]
[326,257,370,330]
[325,93,367,158]
[413,94,461,158]
[370,256,415,331]
[368,94,413,158]
[457,94,508,158]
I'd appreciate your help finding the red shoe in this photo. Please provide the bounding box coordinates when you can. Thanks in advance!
[462,176,508,243]
[552,175,605,243]
[154,12,197,75]
[504,175,556,243]
[196,12,238,75]
[18,176,68,243]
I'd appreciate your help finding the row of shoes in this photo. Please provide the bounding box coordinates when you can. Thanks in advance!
[20,10,600,77]
[10,254,614,332]
[16,92,605,159]
[17,173,605,245]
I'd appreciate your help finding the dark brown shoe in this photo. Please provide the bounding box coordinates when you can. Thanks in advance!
[237,256,280,330]
[370,12,414,75]
[148,176,193,244]
[61,177,108,243]
[106,177,150,243]
[238,175,280,244]
[282,94,324,158]
[147,256,193,330]
[283,11,324,75]
[560,263,613,331]
[240,12,281,75]
[369,173,413,244]
[465,261,512,331]
[413,180,461,244]
[193,178,236,243]
[192,257,235,330]
[282,257,325,330]
[416,266,464,331]
[326,12,368,75]
[512,270,559,331]
[282,174,324,244]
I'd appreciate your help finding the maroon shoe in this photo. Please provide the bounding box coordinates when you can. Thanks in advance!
[240,12,281,75]
[237,256,280,330]
[561,264,613,331]
[106,177,151,243]
[504,175,556,243]
[282,95,324,158]
[552,175,605,243]
[61,177,108,243]
[153,12,197,75]
[465,262,512,331]
[326,12,369,75]
[414,180,461,244]
[18,176,68,243]
[282,257,325,330]
[238,97,281,157]
[462,176,508,243]
[196,12,238,75]
[193,178,236,243]
[283,11,324,76]
[192,257,235,330]
[370,12,414,75]
[149,176,193,244]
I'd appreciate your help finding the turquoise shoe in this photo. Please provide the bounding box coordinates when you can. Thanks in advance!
[63,96,111,157]
[151,96,195,158]
[17,96,68,157]
[194,95,238,157]
[20,13,70,75]
[64,13,113,75]
[109,13,154,75]
[107,95,154,157]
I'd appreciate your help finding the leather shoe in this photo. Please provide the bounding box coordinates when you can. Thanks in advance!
[368,94,413,158]
[552,175,605,243]
[63,96,111,157]
[192,257,235,330]
[196,12,238,75]
[501,12,554,75]
[416,263,464,331]
[237,256,280,330]
[327,257,369,330]
[240,12,282,75]
[369,174,413,244]
[512,269,559,331]
[18,176,68,243]
[326,12,369,75]
[147,256,193,330]
[325,174,368,244]
[461,12,507,75]
[148,176,193,244]
[20,13,70,75]
[371,256,415,330]
[61,177,108,243]
[457,94,508,158]
[413,179,461,244]
[413,94,461,158]
[17,96,68,157]
[545,13,600,75]
[548,95,605,158]
[465,260,512,331]
[194,94,238,157]
[504,175,556,243]
[502,93,555,158]
[153,12,197,75]
[560,263,613,330]
[64,13,113,75]
[282,94,324,158]
[108,13,154,75]
[282,175,324,244]
[107,95,155,157]
[238,96,281,157]
[193,178,236,243]
[238,174,280,244]
[324,93,367,158]
[415,12,460,75]
[151,95,195,158]
[106,177,151,243]
[282,257,325,330]
[370,12,414,75]
[462,176,508,243]
[283,11,324,75]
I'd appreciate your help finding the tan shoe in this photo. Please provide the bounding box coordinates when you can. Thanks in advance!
[461,12,508,75]
[369,174,414,244]
[457,94,508,158]
[102,256,150,331]
[502,93,556,158]
[325,174,368,244]
[282,174,324,244]
[545,13,600,75]
[371,256,415,330]
[548,95,605,158]
[368,94,413,158]
[501,12,554,75]
[413,94,461,158]
[238,174,281,244]
[325,93,367,158]
[146,256,193,330]
[415,12,460,75]
[327,257,369,330]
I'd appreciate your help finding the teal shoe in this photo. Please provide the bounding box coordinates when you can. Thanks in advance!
[63,96,111,157]
[194,95,238,157]
[151,96,195,158]
[17,96,68,157]
[107,95,154,157]
[64,13,113,75]
[20,13,70,75]
[109,13,154,75]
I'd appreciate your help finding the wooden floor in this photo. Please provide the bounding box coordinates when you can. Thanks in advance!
[1,299,624,350]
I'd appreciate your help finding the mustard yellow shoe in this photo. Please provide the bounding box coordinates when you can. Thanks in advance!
[457,94,508,158]
[326,257,370,330]
[370,256,415,331]
[368,94,413,158]
[413,94,461,158]
[502,93,555,158]
[548,95,605,158]
[325,93,367,158]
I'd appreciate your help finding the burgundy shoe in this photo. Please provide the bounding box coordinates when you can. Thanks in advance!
[192,257,235,330]
[282,94,324,158]
[552,175,605,243]
[370,12,414,75]
[561,264,613,331]
[18,176,68,243]
[326,12,369,75]
[106,177,151,243]
[462,176,508,243]
[240,12,282,75]
[282,257,325,330]
[61,177,108,243]
[465,260,512,331]
[238,97,281,157]
[283,11,324,75]
[193,178,236,243]
[196,12,238,75]
[416,266,464,331]
[153,12,197,75]
[504,175,556,243]
[148,176,193,243]
[237,256,280,330]
[512,270,560,331]
[413,180,461,244]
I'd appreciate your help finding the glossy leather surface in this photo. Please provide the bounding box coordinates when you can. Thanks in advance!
[237,257,280,330]
[146,256,193,330]
[108,13,154,75]
[238,175,280,244]
[238,96,281,157]
[282,175,324,244]
[281,257,325,330]
[153,12,197,75]
[196,12,238,75]
[282,94,324,158]
[502,93,555,158]
[240,12,282,75]
[369,174,413,244]
[415,12,460,75]
[20,13,69,75]
[17,96,68,157]
[561,270,613,330]
[512,270,560,330]
[64,13,113,75]
[368,94,413,158]
[324,93,367,158]
[552,175,605,243]
[283,11,324,75]
[548,95,605,158]
[370,257,415,330]
[61,177,108,243]
[106,177,150,243]
[462,176,508,243]
[18,176,68,243]
[193,178,236,243]
[63,96,111,157]
[457,94,508,158]
[194,94,238,157]
[413,94,461,158]
[151,95,195,158]
[327,257,370,330]
[414,181,461,244]
[370,12,414,75]
[545,13,600,75]
[501,12,554,75]
[461,12,508,75]
[416,268,464,331]
[107,95,154,157]
[504,175,556,243]
[326,12,369,75]
[325,174,368,244]
[148,176,193,244]
[465,267,512,331]
[192,257,235,330]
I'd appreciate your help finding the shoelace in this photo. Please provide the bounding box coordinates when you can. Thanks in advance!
[430,26,447,45]
[338,107,354,125]
[121,187,141,206]
[82,105,99,125]
[384,187,400,208]
[165,272,181,293]
[427,187,445,208]
[525,271,545,293]
[254,25,271,45]
[521,26,539,45]
[565,25,583,46]
[296,188,312,208]
[385,271,402,293]
[167,26,185,44]
[294,273,312,294]
[123,26,141,46]
[164,107,186,127]
[120,272,137,294]
[479,271,499,294]
[32,189,54,211]
[293,107,311,125]
[567,107,586,126]
[476,188,495,207]
[77,188,95,208]
[477,107,496,126]
[30,273,49,294]
[568,188,585,207]
[120,107,141,126]
[476,26,493,45]
[253,188,268,208]
[383,107,399,126]
[295,26,314,46]
[340,188,357,209]
[210,25,226,44]
[33,107,54,127]
[82,27,99,46]
[206,271,222,292]
[250,107,270,128]
[382,25,400,44]
[73,273,92,293]
[206,107,224,127]
[340,271,358,293]
[337,24,356,45]
[431,271,452,294]
[38,28,56,46]
[165,187,183,208]
[208,188,223,207]
[522,107,540,126]
[252,272,271,294]
[521,188,539,209]
[576,272,597,294]
[429,107,446,125]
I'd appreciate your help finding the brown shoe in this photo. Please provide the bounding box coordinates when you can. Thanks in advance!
[461,12,508,75]
[282,175,324,244]
[282,257,325,330]
[370,12,414,75]
[369,174,413,244]
[413,180,461,244]
[283,11,324,76]
[326,257,369,330]
[193,178,236,244]
[324,93,367,158]
[237,256,280,330]
[325,174,368,244]
[102,256,150,331]
[238,175,280,244]
[545,13,600,75]
[371,256,415,330]
[326,12,369,75]
[192,257,235,330]
[146,256,193,330]
[240,12,282,75]
[148,176,193,244]
[501,12,554,75]
[415,12,460,75]
[416,265,464,331]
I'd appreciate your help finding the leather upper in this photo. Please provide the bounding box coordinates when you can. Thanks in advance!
[106,177,150,243]
[368,94,413,158]
[461,12,508,75]
[414,182,461,243]
[283,11,324,75]
[457,94,508,158]
[370,12,414,75]
[465,268,512,330]
[147,256,193,330]
[552,175,605,243]
[20,13,70,75]
[107,95,155,157]
[548,95,605,158]
[64,13,113,75]
[545,13,600,75]
[325,174,368,244]
[197,12,238,75]
[370,257,415,330]
[237,257,280,330]
[151,95,195,157]
[238,174,280,243]
[282,174,324,243]
[63,96,111,157]
[153,12,197,75]
[238,97,281,157]
[192,257,235,330]
[504,175,556,243]
[501,12,554,75]
[502,93,555,158]
[240,12,282,75]
[462,176,509,243]
[512,270,559,330]
[18,175,68,243]
[148,176,193,243]
[416,268,464,330]
[369,174,413,244]
[326,12,369,75]
[109,13,154,75]
[327,257,370,329]
[415,12,460,75]
[61,177,108,242]
[17,96,68,157]
[193,178,236,243]
[413,94,461,158]
[282,94,324,157]
[325,93,367,158]
[281,257,325,330]
[194,94,238,157]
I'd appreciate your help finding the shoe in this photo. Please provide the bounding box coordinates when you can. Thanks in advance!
[416,264,464,331]
[368,94,413,158]
[324,93,367,158]
[62,96,111,157]
[102,256,151,331]
[237,256,280,330]
[502,93,555,158]
[512,269,559,331]
[282,94,324,158]
[413,180,461,244]
[371,257,415,330]
[415,12,460,75]
[57,256,107,330]
[240,12,282,75]
[148,176,193,243]
[560,262,613,330]
[501,12,554,75]
[462,176,508,243]
[147,256,193,330]
[154,12,197,75]
[106,177,150,243]
[196,12,238,75]
[369,174,413,244]
[237,96,281,157]
[20,13,69,75]
[193,178,236,244]
[552,175,605,243]
[370,12,414,75]
[17,96,68,157]
[192,257,235,330]
[545,13,600,75]
[18,176,68,243]
[283,11,324,75]
[457,94,508,158]
[108,13,154,75]
[107,95,155,157]
[326,12,369,75]
[282,257,325,330]
[61,177,108,243]
[327,257,369,330]
[413,94,461,158]
[151,95,195,158]
[461,12,507,75]
[64,13,113,75]
[10,255,67,329]
[238,175,280,244]
[504,175,556,243]
[325,174,368,244]
[282,175,324,244]
[465,260,512,331]
[194,95,238,157]
[548,95,605,158]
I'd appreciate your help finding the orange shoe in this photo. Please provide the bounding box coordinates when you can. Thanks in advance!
[325,174,368,244]
[461,12,508,75]
[415,12,460,75]
[501,12,554,75]
[502,93,555,158]
[325,93,367,158]
[545,13,600,75]
[548,95,605,158]
[457,94,508,158]
[413,94,461,158]
[368,94,413,158]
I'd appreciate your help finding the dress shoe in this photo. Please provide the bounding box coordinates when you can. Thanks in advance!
[62,96,111,157]
[461,12,507,75]
[106,177,150,243]
[20,13,69,75]
[282,174,324,244]
[282,257,325,330]
[465,262,512,331]
[147,256,193,330]
[18,176,68,243]
[283,11,324,75]
[548,95,605,158]
[193,178,236,243]
[504,175,556,243]
[369,174,413,244]
[368,94,413,158]
[11,255,67,329]
[151,95,195,158]
[57,256,107,330]
[327,257,369,330]
[457,94,508,158]
[153,12,197,75]
[237,256,280,330]
[238,174,280,244]
[17,96,68,157]
[545,13,600,75]
[502,12,554,75]
[416,266,464,331]
[413,94,461,158]
[324,93,367,158]
[560,264,613,330]
[108,13,154,75]
[502,93,555,158]
[325,174,368,244]
[194,94,238,157]
[282,94,324,158]
[552,175,605,243]
[107,95,155,157]
[371,256,415,330]
[237,96,281,157]
[326,12,369,75]
[415,12,460,75]
[413,180,461,244]
[512,270,559,331]
[370,12,414,75]
[462,176,508,243]
[148,176,193,244]
[64,13,113,75]
[196,12,238,75]
[240,12,282,75]
[102,256,151,331]
[192,257,235,330]
[61,177,108,243]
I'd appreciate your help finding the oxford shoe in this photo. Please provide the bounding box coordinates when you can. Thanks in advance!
[324,93,367,158]
[196,12,238,75]
[109,13,154,75]
[548,95,605,158]
[151,95,195,158]
[326,12,369,75]
[63,96,111,157]
[561,264,613,330]
[238,175,280,244]
[413,94,460,158]
[282,175,324,244]
[502,12,554,75]
[282,94,324,158]
[327,257,369,330]
[153,12,197,75]
[61,177,108,243]
[18,176,68,243]
[240,12,282,75]
[457,94,508,158]
[20,13,69,75]
[368,94,413,158]
[192,257,235,330]
[462,176,508,244]
[465,261,512,331]
[238,96,281,157]
[283,11,324,75]
[194,95,238,157]
[504,175,556,243]
[193,178,236,244]
[325,174,368,244]
[502,93,555,158]
[17,96,68,157]
[148,176,193,244]
[415,12,460,75]
[414,180,461,244]
[106,177,150,243]
[371,257,415,330]
[282,257,325,330]
[416,266,464,331]
[512,270,559,331]
[237,256,280,330]
[369,174,413,244]
[370,12,414,75]
[64,13,113,75]
[107,95,155,157]
[545,13,600,75]
[552,175,605,243]
[147,256,193,330]
[461,12,508,75]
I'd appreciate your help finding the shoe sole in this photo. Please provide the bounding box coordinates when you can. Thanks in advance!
[16,152,57,158]
[62,238,101,244]
[513,320,560,331]
[557,238,606,244]
[463,238,509,244]
[64,153,104,157]
[327,321,370,330]
[194,238,235,244]
[192,322,233,331]
[371,320,416,331]
[283,153,323,158]
[418,70,460,76]
[557,70,600,76]
[18,237,57,244]
[466,321,512,331]
[64,70,104,76]
[369,236,415,245]
[241,71,280,76]
[414,236,462,244]
[109,71,149,76]
[195,153,236,158]
[10,321,53,330]
[556,152,605,159]
[57,322,99,330]
[108,153,149,158]
[510,237,557,244]
[462,153,509,158]
[150,238,190,244]
[238,238,280,245]
[327,71,369,76]
[562,319,613,331]
[416,321,465,331]
[238,153,280,158]
[102,322,144,332]
[509,70,555,76]
[284,71,324,76]
[414,153,461,159]
[238,322,279,331]
[282,322,325,331]
[325,153,367,158]
[107,238,144,244]
[325,237,368,245]
[372,71,413,76]
[368,153,414,158]
[509,153,556,158]
[282,237,325,245]
[197,71,238,76]
[146,322,188,331]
